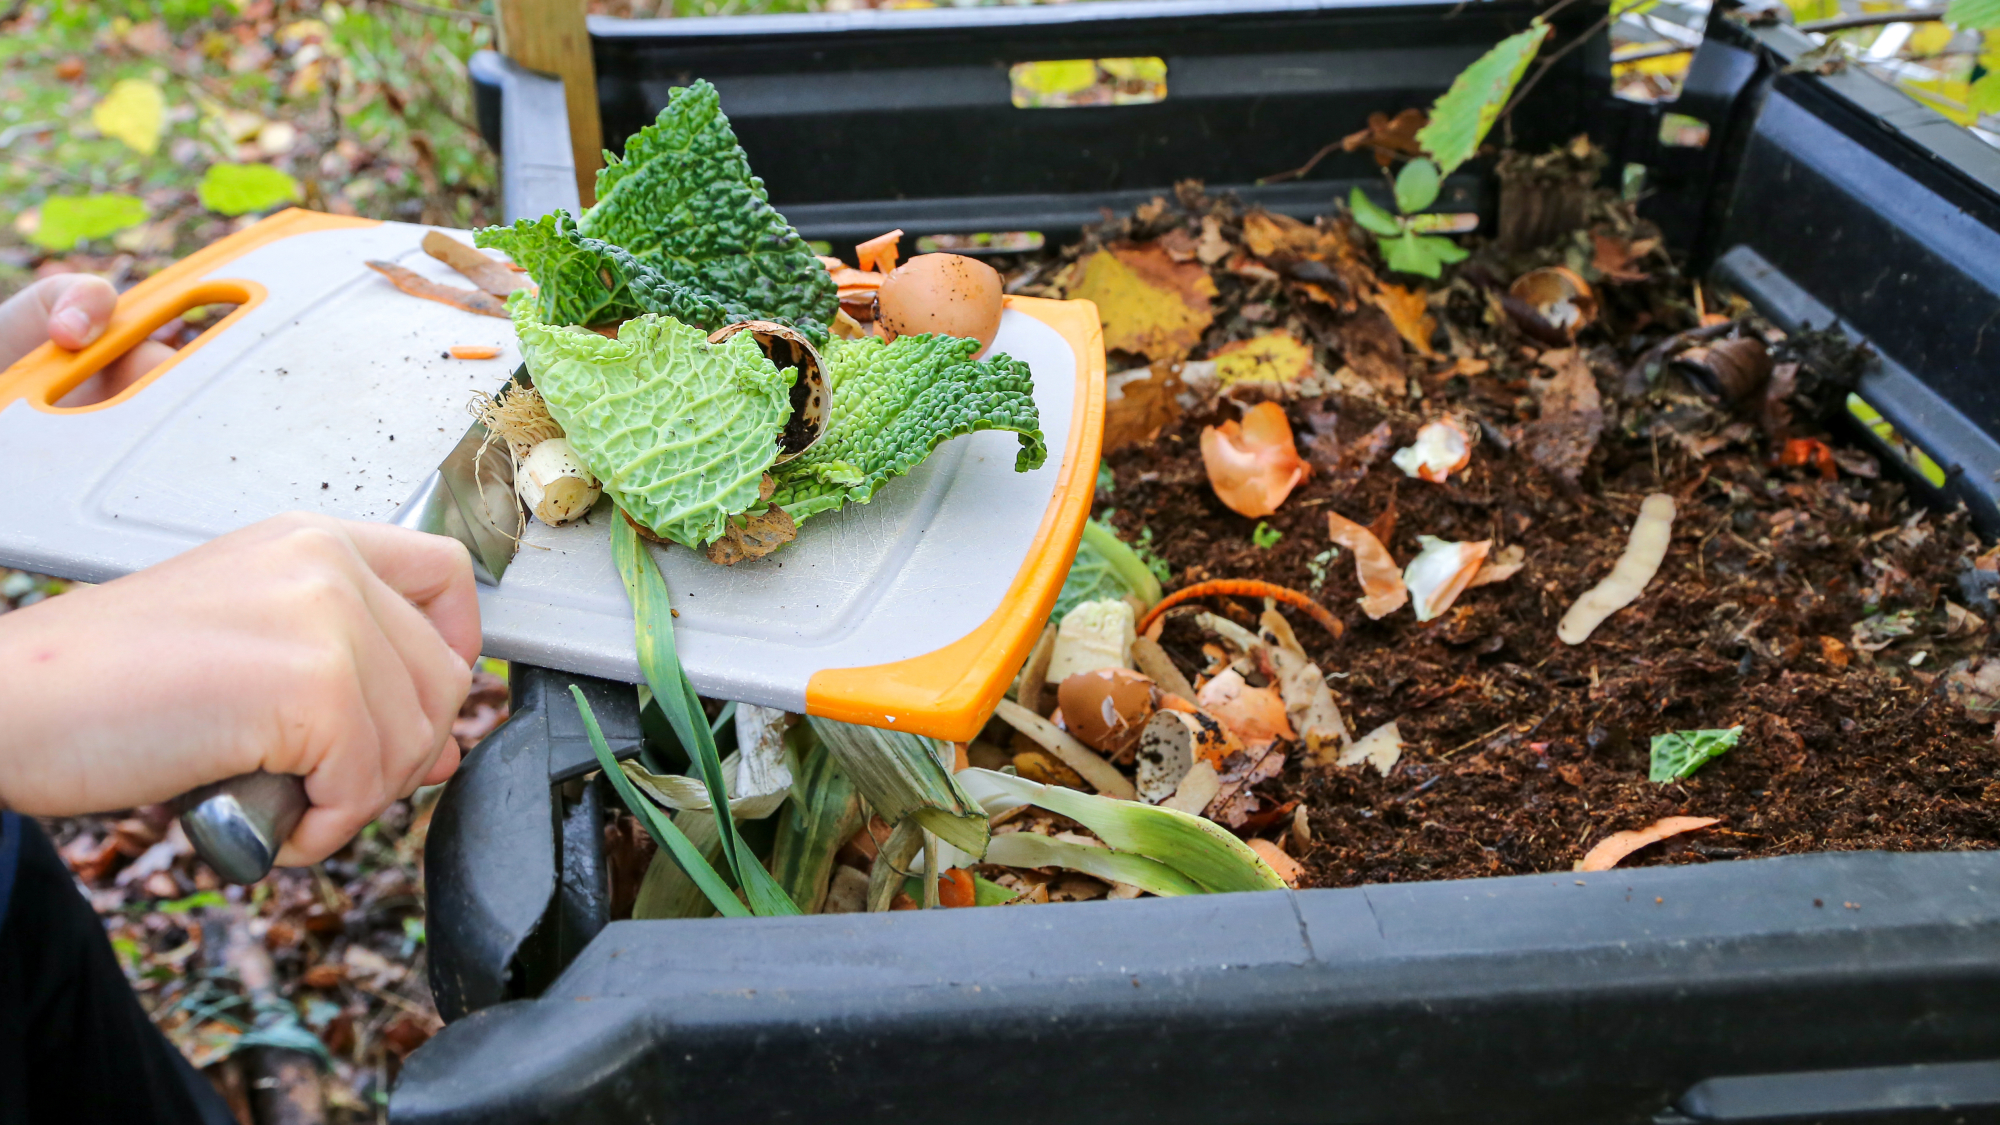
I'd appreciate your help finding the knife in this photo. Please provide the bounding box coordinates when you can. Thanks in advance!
[175,376,524,884]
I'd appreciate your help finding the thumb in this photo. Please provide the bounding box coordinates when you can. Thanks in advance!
[0,273,119,368]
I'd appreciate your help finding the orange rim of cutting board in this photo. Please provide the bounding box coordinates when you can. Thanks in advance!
[805,294,1105,742]
[0,209,379,414]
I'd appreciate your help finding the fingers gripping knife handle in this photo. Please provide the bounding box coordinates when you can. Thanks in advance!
[175,771,310,884]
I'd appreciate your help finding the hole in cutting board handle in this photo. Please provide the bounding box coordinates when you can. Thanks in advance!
[33,278,262,413]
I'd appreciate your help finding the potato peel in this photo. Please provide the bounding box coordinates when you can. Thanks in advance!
[1200,402,1311,517]
[1326,510,1409,619]
[1559,493,1676,644]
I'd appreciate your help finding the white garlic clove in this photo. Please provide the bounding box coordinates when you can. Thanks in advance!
[516,437,601,526]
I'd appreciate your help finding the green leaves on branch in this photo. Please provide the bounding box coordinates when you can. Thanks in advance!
[1394,157,1441,213]
[1348,187,1469,279]
[1415,22,1552,176]
[1649,726,1744,783]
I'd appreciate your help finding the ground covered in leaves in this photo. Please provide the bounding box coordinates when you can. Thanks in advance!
[1005,159,1999,889]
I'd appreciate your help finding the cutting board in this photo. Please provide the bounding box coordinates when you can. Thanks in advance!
[0,209,1103,740]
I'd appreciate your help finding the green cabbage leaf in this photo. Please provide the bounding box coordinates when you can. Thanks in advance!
[771,333,1047,523]
[512,295,794,548]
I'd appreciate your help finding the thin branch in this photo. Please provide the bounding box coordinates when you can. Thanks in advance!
[373,0,495,25]
[1259,139,1346,185]
[1797,7,1946,32]
[1499,7,1618,125]
[1612,41,1694,63]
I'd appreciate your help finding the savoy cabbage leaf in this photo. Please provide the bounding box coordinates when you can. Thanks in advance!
[771,333,1047,523]
[511,294,794,549]
[577,80,835,327]
[1648,726,1743,783]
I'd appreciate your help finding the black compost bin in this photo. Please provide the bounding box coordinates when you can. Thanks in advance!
[396,3,2000,1121]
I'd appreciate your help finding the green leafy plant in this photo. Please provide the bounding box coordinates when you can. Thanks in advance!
[29,192,146,251]
[1252,521,1283,550]
[1349,20,1551,277]
[198,163,302,217]
[1649,726,1744,783]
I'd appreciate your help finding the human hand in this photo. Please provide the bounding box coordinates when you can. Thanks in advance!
[0,273,178,403]
[0,513,480,866]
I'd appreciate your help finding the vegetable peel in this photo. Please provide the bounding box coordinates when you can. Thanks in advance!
[1576,816,1718,872]
[1404,535,1491,622]
[1201,402,1311,517]
[1326,510,1409,619]
[1558,493,1675,644]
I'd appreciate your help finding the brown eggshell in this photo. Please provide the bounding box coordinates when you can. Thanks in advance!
[1057,668,1159,762]
[876,253,1004,358]
[1506,266,1597,341]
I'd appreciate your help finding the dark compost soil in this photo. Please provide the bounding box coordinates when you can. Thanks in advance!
[1014,166,2000,889]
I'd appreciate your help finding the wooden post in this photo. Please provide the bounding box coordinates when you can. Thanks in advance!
[495,0,602,207]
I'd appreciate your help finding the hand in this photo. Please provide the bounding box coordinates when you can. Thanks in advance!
[0,513,480,866]
[0,273,178,404]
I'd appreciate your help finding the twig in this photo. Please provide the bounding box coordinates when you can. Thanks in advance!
[1500,8,1619,125]
[1613,42,1694,63]
[372,0,495,24]
[1260,138,1346,186]
[1797,7,1945,32]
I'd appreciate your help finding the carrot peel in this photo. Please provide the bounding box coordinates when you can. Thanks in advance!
[1134,579,1343,639]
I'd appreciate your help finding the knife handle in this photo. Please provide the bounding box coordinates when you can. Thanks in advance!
[174,770,310,885]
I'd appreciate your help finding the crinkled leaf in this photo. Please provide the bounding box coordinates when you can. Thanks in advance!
[1649,726,1744,783]
[1348,187,1405,237]
[1056,518,1166,618]
[771,333,1047,523]
[1383,231,1469,278]
[198,163,302,216]
[514,296,792,548]
[476,211,728,329]
[1947,0,2000,28]
[1394,157,1442,213]
[1415,22,1551,175]
[576,79,835,326]
[30,193,146,251]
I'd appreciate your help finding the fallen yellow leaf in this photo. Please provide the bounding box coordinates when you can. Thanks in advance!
[1064,244,1217,362]
[91,78,165,156]
[1374,284,1436,356]
[1211,332,1316,388]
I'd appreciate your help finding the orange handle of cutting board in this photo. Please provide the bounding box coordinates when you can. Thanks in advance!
[804,295,1105,742]
[0,209,378,414]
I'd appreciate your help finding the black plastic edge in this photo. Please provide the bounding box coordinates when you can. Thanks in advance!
[394,850,2000,1124]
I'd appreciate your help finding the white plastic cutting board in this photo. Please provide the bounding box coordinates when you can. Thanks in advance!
[0,211,1102,739]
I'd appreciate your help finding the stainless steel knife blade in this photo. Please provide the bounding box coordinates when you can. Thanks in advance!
[390,381,523,584]
[178,374,527,884]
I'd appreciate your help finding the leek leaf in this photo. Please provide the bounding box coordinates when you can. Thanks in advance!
[572,684,747,918]
[806,716,989,857]
[613,516,800,915]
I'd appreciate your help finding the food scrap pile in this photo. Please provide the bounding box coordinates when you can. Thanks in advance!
[982,142,1998,887]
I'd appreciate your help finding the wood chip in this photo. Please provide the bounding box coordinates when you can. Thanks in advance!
[422,230,531,297]
[365,260,508,318]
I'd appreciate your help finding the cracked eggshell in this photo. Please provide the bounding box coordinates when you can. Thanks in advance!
[1391,418,1472,484]
[707,320,829,463]
[1508,266,1597,340]
[1057,667,1159,761]
[876,253,1004,358]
